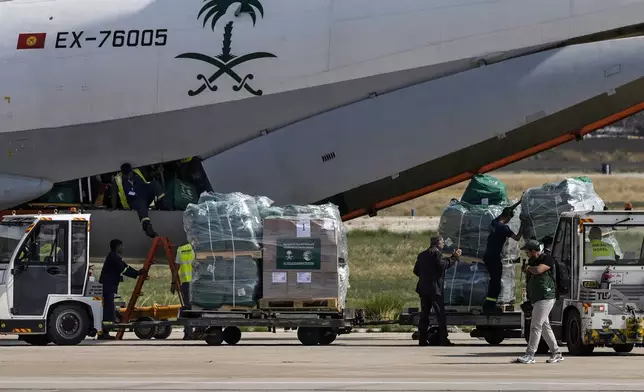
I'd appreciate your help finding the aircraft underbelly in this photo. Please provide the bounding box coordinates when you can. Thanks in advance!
[201,37,644,213]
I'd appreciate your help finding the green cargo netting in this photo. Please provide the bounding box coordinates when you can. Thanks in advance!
[460,174,509,206]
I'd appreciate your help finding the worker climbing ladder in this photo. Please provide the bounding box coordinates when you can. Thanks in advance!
[115,237,183,340]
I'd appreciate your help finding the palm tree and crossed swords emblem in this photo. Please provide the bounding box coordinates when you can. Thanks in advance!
[176,0,277,97]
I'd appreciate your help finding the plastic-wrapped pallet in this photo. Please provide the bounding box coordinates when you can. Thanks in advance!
[190,256,261,309]
[183,192,262,253]
[444,261,516,309]
[439,199,522,261]
[262,202,350,310]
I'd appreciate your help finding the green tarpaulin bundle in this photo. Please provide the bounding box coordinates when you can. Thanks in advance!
[461,174,510,206]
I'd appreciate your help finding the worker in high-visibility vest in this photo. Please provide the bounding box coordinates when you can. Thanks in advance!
[172,243,195,339]
[39,243,63,262]
[585,226,616,265]
[112,163,167,239]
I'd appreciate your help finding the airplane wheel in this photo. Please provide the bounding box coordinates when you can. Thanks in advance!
[47,304,89,346]
[223,327,242,345]
[20,334,51,346]
[134,317,157,340]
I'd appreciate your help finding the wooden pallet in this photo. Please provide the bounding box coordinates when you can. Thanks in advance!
[195,250,262,260]
[259,298,339,311]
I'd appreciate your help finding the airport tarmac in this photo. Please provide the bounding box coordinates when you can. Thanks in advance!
[0,332,643,391]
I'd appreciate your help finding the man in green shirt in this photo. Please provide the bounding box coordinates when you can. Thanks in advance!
[514,239,564,364]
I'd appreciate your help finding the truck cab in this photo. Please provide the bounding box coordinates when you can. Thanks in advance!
[543,210,644,355]
[0,211,102,345]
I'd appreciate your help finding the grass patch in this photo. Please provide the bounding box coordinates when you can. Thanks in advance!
[381,171,644,216]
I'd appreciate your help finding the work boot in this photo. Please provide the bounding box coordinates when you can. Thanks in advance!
[482,301,502,315]
[439,338,455,346]
[97,333,115,341]
[418,332,429,346]
[144,223,158,238]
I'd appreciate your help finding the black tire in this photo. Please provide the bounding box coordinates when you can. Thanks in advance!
[566,309,594,356]
[204,327,224,346]
[134,317,157,340]
[484,335,505,345]
[319,328,337,345]
[297,327,321,346]
[411,331,419,341]
[20,334,51,346]
[153,320,172,340]
[613,344,634,353]
[47,304,89,346]
[223,327,242,345]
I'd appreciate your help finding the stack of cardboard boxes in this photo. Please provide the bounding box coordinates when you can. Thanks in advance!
[262,217,341,300]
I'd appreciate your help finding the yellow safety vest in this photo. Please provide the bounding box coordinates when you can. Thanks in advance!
[39,243,62,262]
[176,244,194,284]
[585,240,616,264]
[114,169,148,210]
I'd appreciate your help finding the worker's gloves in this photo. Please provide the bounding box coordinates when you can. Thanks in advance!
[170,282,177,294]
[137,268,146,276]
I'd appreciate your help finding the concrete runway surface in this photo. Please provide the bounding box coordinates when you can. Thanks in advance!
[0,332,643,391]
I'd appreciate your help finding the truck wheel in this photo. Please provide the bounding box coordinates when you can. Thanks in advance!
[411,331,419,340]
[20,334,51,346]
[154,320,172,340]
[565,309,594,356]
[319,328,337,345]
[613,344,634,353]
[223,327,242,345]
[134,317,157,340]
[47,304,88,346]
[204,327,224,346]
[297,327,320,346]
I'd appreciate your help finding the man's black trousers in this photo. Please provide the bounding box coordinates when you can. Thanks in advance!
[484,257,503,304]
[102,284,117,333]
[418,295,448,343]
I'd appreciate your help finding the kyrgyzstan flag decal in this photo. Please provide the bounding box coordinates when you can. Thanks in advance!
[16,33,47,50]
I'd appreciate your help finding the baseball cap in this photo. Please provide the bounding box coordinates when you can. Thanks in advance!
[521,239,541,252]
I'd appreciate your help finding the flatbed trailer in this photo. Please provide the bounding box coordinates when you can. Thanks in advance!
[107,307,366,346]
[398,307,523,345]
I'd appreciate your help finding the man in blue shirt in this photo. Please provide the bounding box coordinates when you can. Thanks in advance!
[482,207,522,314]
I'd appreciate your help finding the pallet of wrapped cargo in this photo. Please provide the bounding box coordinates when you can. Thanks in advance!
[183,192,264,309]
[439,199,522,261]
[443,260,516,314]
[519,177,622,255]
[260,204,349,311]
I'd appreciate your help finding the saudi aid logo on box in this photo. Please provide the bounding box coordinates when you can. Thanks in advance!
[276,238,321,270]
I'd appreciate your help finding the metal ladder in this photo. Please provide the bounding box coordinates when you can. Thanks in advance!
[115,236,184,340]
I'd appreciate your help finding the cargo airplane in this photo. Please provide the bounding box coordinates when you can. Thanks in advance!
[3,0,644,219]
